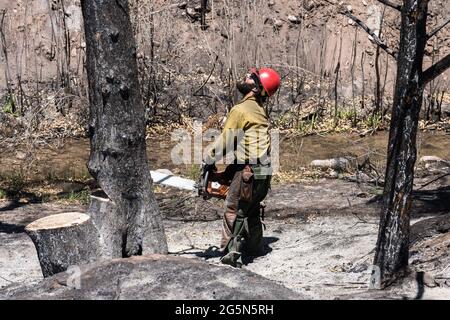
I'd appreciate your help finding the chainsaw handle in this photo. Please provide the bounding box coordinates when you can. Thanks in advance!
[203,170,209,194]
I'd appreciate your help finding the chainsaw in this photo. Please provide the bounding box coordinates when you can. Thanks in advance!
[149,165,231,200]
[196,163,232,200]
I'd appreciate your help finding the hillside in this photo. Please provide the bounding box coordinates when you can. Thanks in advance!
[0,0,449,139]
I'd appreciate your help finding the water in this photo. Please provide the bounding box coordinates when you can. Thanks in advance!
[0,131,449,182]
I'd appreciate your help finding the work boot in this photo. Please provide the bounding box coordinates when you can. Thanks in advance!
[220,251,242,268]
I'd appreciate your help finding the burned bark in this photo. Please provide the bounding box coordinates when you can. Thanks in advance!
[344,0,450,288]
[200,0,208,30]
[373,0,428,287]
[80,0,167,257]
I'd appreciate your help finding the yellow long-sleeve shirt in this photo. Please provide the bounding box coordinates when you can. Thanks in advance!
[206,96,271,165]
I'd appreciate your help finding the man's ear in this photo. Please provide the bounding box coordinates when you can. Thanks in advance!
[254,87,266,96]
[252,85,263,95]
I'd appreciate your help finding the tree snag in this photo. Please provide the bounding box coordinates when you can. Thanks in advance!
[341,0,450,288]
[80,0,168,257]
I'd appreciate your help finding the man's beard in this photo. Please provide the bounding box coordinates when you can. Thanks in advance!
[236,82,255,95]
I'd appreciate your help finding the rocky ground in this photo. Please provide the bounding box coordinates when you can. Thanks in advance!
[1,165,449,299]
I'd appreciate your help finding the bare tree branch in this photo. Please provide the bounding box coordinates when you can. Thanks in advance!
[427,16,450,40]
[378,0,402,11]
[340,9,397,60]
[421,53,450,86]
[377,0,402,12]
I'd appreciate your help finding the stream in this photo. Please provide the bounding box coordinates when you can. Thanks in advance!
[0,130,449,182]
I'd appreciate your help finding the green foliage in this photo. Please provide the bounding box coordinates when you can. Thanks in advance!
[272,112,293,129]
[2,94,18,116]
[62,189,90,204]
[336,109,358,121]
[5,172,26,193]
[365,113,383,129]
[185,164,201,181]
[0,188,6,199]
[309,113,318,130]
[371,186,384,196]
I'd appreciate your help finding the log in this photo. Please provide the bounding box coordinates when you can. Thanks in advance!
[25,212,100,277]
[310,157,350,172]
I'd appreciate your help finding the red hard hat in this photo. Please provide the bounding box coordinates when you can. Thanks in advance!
[250,67,281,97]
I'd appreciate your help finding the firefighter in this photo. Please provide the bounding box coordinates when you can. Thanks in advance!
[203,67,281,268]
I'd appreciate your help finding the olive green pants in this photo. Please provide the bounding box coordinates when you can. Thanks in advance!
[220,164,271,267]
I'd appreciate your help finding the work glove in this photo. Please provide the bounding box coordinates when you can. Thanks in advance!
[201,160,217,177]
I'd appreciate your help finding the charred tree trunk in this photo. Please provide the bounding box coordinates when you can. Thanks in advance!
[340,0,450,289]
[372,0,428,287]
[80,0,167,257]
[201,0,208,31]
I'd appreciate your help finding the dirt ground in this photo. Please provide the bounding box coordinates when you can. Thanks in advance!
[1,175,449,300]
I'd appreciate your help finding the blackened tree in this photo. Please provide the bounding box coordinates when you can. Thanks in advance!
[81,0,168,257]
[341,0,450,287]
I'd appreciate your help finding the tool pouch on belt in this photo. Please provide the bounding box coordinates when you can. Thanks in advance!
[240,165,254,202]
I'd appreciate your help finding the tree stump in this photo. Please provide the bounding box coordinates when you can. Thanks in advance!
[25,212,100,277]
[88,190,123,259]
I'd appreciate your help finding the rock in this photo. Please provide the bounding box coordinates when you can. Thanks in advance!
[268,0,275,7]
[410,215,450,245]
[0,255,305,300]
[15,151,27,160]
[58,182,85,194]
[310,158,350,172]
[346,5,353,13]
[186,7,200,20]
[288,15,301,24]
[419,155,450,171]
[348,19,355,26]
[155,168,174,176]
[350,263,368,273]
[423,273,437,288]
[419,155,443,163]
[441,103,450,116]
[329,170,339,178]
[194,4,211,12]
[274,19,284,28]
[177,2,187,10]
[303,0,315,11]
[366,48,375,56]
[356,171,371,182]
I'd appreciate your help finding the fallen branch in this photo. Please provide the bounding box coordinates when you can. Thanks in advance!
[417,172,450,190]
